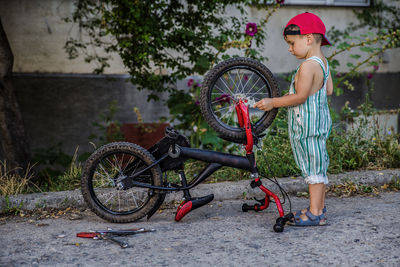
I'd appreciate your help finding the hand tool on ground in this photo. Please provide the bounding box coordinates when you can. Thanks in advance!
[76,228,155,248]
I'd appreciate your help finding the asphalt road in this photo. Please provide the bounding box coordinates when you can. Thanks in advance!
[1,191,400,267]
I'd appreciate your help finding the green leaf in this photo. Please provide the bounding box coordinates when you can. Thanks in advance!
[350,54,361,59]
[193,55,211,74]
[360,46,374,53]
[330,59,340,68]
[337,42,350,50]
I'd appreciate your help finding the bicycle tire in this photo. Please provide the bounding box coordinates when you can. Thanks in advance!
[200,57,280,143]
[81,142,163,223]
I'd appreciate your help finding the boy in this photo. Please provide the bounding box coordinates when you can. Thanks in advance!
[254,12,333,226]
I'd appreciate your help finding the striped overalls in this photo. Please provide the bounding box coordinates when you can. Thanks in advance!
[288,56,332,184]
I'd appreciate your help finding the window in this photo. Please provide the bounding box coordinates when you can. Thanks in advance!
[282,0,371,7]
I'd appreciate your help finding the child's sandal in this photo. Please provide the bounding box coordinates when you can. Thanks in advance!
[294,206,326,219]
[288,211,327,226]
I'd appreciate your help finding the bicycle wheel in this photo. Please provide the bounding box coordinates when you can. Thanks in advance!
[81,142,163,223]
[200,57,280,143]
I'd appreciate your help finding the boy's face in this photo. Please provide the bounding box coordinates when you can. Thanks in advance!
[285,35,309,59]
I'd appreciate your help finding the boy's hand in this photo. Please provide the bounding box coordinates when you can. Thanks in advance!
[253,98,274,111]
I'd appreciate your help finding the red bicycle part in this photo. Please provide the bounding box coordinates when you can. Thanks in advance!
[175,194,214,221]
[235,104,244,128]
[254,194,270,211]
[236,99,253,154]
[175,200,193,221]
[76,232,99,238]
[255,178,284,217]
[235,99,285,219]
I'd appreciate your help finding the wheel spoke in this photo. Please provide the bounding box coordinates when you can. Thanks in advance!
[218,75,235,96]
[97,162,114,185]
[227,70,240,94]
[131,191,139,207]
[241,72,255,94]
[213,105,231,114]
[213,84,229,96]
[247,84,267,99]
[211,95,235,105]
[103,191,117,205]
[247,76,262,94]
[122,154,135,173]
[237,69,246,95]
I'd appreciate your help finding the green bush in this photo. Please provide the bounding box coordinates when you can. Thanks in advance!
[255,108,300,178]
[253,107,400,179]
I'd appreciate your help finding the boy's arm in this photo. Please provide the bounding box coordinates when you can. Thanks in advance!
[326,72,333,96]
[254,61,315,111]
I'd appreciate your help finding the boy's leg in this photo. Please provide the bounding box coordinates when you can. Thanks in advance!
[293,182,327,217]
[293,183,326,223]
[309,183,325,216]
[291,183,326,222]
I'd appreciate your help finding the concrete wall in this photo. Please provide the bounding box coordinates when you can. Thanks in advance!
[0,0,126,74]
[0,0,399,159]
[11,73,171,156]
[1,0,399,74]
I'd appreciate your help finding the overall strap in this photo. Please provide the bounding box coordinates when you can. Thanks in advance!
[306,56,329,81]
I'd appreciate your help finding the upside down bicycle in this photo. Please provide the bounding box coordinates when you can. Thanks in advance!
[81,57,294,232]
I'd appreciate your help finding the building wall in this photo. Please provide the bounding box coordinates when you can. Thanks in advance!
[1,0,399,74]
[11,73,171,156]
[0,0,399,158]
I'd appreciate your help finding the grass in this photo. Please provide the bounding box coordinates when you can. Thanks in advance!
[2,107,399,194]
[255,108,400,179]
[0,160,35,196]
[296,176,400,198]
[0,147,82,197]
[46,147,82,192]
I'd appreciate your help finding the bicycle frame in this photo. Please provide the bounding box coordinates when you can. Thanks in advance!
[121,98,292,231]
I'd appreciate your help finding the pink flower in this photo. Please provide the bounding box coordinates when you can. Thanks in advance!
[187,78,194,87]
[367,73,373,79]
[335,72,343,78]
[245,23,258,36]
[276,0,285,3]
[244,75,248,81]
[373,65,379,71]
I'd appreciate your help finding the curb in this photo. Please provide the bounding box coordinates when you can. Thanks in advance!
[1,169,399,212]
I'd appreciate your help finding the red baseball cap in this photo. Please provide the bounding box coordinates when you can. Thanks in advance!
[284,12,331,46]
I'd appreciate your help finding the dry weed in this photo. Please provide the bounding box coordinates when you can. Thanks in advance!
[0,161,35,196]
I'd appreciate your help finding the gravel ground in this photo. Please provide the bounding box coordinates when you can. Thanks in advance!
[1,191,400,267]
